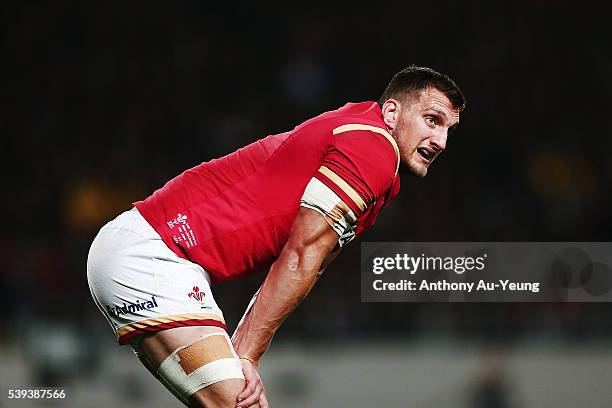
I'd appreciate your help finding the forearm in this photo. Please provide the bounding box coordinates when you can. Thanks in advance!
[232,246,322,362]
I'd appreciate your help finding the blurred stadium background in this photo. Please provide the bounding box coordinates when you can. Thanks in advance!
[2,1,612,407]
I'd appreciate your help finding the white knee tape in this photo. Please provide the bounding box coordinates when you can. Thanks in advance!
[157,332,245,398]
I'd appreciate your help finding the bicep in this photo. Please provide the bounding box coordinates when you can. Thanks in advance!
[284,207,340,261]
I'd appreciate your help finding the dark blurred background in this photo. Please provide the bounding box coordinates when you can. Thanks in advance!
[2,1,612,407]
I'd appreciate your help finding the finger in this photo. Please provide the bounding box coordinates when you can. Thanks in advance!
[237,378,257,400]
[259,389,270,408]
[237,382,263,407]
[237,376,259,401]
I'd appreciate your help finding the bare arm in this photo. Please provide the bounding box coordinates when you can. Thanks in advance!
[232,206,340,363]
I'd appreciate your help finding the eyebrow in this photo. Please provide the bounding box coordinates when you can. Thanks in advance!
[429,106,460,130]
[428,107,449,120]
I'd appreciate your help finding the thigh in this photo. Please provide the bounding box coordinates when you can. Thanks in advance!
[135,326,251,408]
[138,326,229,369]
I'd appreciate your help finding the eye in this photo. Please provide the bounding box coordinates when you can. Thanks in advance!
[425,116,437,127]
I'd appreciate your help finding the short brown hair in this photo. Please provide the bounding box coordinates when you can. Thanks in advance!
[379,65,466,111]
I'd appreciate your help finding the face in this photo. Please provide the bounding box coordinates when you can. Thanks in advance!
[382,87,460,177]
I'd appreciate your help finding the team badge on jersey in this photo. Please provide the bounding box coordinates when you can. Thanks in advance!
[167,213,188,229]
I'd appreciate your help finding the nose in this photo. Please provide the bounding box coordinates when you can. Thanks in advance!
[430,130,447,151]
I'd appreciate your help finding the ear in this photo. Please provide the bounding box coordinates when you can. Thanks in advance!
[381,99,400,131]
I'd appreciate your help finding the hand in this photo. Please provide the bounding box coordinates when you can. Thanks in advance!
[237,357,270,407]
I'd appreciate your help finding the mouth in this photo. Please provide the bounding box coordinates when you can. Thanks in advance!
[416,147,435,164]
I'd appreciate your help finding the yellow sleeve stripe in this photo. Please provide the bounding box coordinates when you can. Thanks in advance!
[318,166,366,212]
[332,123,400,175]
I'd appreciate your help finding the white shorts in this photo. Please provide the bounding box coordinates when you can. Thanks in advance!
[87,208,226,345]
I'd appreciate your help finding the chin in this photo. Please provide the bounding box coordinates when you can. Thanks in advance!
[405,161,428,178]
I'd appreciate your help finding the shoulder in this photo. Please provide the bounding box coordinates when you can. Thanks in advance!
[329,122,400,183]
[315,124,399,216]
[292,101,387,136]
[300,102,400,172]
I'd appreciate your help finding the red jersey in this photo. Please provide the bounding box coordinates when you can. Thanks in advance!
[134,102,400,283]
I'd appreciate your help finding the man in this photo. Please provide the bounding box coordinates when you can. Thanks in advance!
[87,65,465,407]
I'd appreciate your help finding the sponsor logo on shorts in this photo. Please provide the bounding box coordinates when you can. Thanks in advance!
[187,286,206,304]
[167,213,188,229]
[106,295,159,318]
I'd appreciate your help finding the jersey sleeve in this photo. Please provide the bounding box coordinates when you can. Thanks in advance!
[313,124,399,217]
[300,177,357,247]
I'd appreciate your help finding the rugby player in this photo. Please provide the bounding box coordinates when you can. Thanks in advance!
[87,66,465,407]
